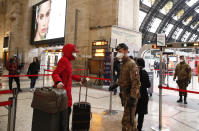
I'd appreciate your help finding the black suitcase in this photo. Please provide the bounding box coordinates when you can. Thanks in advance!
[72,85,92,131]
[32,109,67,131]
[31,87,68,131]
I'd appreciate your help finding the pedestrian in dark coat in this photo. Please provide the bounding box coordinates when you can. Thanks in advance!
[27,57,40,91]
[135,58,151,131]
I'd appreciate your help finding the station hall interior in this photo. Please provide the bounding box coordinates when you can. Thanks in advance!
[0,0,199,131]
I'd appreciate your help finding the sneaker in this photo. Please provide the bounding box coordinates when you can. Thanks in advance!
[184,101,187,104]
[18,89,22,92]
[30,89,33,92]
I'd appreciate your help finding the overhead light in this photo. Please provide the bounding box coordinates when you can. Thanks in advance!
[183,43,187,47]
[194,43,199,46]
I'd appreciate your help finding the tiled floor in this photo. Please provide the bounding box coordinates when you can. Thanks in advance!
[0,71,199,131]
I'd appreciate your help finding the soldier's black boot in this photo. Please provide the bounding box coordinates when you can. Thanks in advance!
[177,96,182,103]
[184,96,187,104]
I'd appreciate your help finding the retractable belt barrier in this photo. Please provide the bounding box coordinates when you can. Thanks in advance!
[0,90,13,95]
[161,86,199,94]
[0,101,12,106]
[0,89,13,107]
[2,74,52,77]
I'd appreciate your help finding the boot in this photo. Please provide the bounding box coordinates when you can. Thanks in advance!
[177,96,182,103]
[184,96,187,104]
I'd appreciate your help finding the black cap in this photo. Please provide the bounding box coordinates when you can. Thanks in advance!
[180,55,184,58]
[116,43,128,51]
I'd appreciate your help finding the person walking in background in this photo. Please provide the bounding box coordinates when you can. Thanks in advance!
[27,57,40,91]
[173,56,191,104]
[6,55,22,92]
[135,58,151,131]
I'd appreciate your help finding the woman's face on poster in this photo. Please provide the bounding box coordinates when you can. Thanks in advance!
[37,1,51,39]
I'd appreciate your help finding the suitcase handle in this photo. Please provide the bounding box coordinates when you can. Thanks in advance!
[41,87,52,91]
[78,84,89,107]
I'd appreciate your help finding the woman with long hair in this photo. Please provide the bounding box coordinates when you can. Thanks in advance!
[34,0,51,41]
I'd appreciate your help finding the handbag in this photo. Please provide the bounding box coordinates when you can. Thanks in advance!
[31,87,68,113]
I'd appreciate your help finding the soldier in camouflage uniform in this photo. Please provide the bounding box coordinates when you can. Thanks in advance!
[109,43,141,131]
[173,56,191,104]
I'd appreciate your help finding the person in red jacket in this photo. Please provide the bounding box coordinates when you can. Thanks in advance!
[52,43,86,131]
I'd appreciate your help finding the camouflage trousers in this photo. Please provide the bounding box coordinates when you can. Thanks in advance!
[122,94,137,131]
[177,80,188,97]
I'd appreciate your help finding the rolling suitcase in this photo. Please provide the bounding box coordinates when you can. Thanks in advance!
[72,85,92,131]
[31,87,68,131]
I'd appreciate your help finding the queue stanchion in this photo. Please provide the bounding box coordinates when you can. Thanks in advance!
[11,88,18,131]
[152,35,170,131]
[43,69,45,87]
[7,88,18,131]
[7,97,12,131]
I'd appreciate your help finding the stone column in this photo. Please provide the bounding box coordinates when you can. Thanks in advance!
[132,0,139,31]
[8,1,23,57]
[118,0,140,31]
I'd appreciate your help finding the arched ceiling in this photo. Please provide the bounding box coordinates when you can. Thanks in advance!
[139,0,199,45]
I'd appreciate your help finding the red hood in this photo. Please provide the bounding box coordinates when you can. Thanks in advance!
[62,44,77,61]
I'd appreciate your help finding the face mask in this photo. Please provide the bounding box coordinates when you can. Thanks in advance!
[116,52,124,62]
[180,60,184,63]
[72,52,77,58]
[116,52,124,59]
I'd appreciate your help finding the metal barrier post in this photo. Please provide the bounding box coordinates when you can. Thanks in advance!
[152,47,170,131]
[7,97,12,131]
[159,48,163,130]
[11,88,18,131]
[109,91,112,112]
[43,69,45,87]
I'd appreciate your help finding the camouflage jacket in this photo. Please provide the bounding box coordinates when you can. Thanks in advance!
[174,61,191,81]
[118,57,141,99]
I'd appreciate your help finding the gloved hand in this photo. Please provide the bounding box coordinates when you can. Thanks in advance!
[109,83,118,91]
[57,82,64,88]
[127,97,136,108]
[80,78,89,85]
[188,80,191,84]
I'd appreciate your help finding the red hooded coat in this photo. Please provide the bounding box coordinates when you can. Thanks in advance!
[52,44,81,107]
